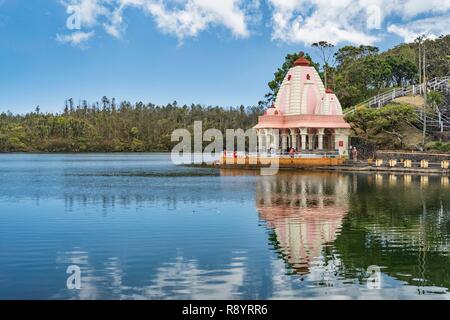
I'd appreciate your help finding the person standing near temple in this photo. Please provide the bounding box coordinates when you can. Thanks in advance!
[289,147,295,158]
[352,147,358,163]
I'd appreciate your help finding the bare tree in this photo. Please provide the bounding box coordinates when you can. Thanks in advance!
[312,41,335,89]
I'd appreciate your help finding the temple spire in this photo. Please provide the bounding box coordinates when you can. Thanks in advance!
[293,56,310,67]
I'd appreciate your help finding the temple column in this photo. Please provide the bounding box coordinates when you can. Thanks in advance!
[299,128,307,151]
[257,130,264,153]
[281,132,288,153]
[265,129,271,151]
[318,128,324,150]
[289,129,297,151]
[308,134,315,150]
[273,130,280,153]
[334,132,340,152]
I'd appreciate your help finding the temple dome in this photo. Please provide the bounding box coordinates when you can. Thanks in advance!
[293,56,310,66]
[265,109,279,116]
[272,57,344,116]
[265,104,280,116]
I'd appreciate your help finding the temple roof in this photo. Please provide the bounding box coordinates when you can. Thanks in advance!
[253,114,350,129]
[255,54,350,130]
[293,56,310,66]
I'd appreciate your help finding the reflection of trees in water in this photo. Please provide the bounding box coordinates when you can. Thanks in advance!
[257,172,450,292]
[335,174,450,291]
[56,174,255,211]
[256,172,350,276]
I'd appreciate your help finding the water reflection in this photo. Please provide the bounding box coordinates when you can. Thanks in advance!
[2,154,450,299]
[256,172,450,298]
[256,172,349,276]
[337,174,450,293]
[53,250,247,300]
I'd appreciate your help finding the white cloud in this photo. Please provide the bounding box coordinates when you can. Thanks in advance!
[56,30,95,46]
[57,0,450,46]
[388,14,450,42]
[144,0,252,40]
[389,0,450,19]
[268,0,382,45]
[268,0,450,45]
[58,0,255,45]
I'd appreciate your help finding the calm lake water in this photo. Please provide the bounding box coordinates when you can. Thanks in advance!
[0,153,449,300]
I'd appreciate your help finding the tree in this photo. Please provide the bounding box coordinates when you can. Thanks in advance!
[373,104,417,147]
[312,41,335,88]
[344,107,377,140]
[421,35,450,79]
[427,90,444,111]
[385,55,417,87]
[345,103,417,148]
[334,45,379,66]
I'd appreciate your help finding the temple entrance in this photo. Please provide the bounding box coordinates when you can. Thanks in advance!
[324,129,334,150]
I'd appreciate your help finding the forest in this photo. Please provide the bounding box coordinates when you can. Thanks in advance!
[1,35,449,152]
[0,102,264,152]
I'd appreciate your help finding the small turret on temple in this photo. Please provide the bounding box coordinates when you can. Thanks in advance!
[254,53,351,156]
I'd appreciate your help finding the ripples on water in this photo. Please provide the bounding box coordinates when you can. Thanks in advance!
[0,154,449,299]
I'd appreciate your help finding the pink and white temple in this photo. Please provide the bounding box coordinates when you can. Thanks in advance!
[254,56,351,156]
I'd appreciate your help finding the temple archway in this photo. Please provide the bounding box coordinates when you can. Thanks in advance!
[324,129,334,150]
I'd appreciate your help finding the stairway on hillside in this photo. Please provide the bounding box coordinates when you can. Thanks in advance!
[438,81,450,118]
[345,77,450,140]
[417,79,450,140]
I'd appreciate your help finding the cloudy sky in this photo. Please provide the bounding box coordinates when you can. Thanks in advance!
[0,0,449,113]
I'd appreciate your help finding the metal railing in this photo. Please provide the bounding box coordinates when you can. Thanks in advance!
[344,76,450,136]
[344,77,450,115]
[226,150,341,158]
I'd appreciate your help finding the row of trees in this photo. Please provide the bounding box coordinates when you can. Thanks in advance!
[0,102,264,152]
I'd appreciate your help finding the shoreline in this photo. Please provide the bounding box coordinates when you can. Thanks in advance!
[203,163,450,176]
[1,152,448,176]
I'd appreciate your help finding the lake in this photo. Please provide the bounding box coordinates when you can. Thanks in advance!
[0,153,449,299]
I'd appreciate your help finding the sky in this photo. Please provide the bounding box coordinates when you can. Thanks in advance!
[0,0,449,114]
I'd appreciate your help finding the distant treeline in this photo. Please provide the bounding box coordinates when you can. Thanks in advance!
[0,101,264,152]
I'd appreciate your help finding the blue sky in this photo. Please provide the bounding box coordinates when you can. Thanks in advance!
[0,0,449,114]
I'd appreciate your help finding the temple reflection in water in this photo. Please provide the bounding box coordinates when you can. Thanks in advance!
[255,172,350,275]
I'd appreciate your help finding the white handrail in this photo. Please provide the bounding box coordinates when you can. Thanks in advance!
[344,76,450,115]
[344,76,450,136]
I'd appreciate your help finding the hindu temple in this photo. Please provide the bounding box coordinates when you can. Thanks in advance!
[254,55,351,156]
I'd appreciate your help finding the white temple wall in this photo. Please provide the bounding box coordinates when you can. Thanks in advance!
[287,67,302,115]
[334,129,350,156]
